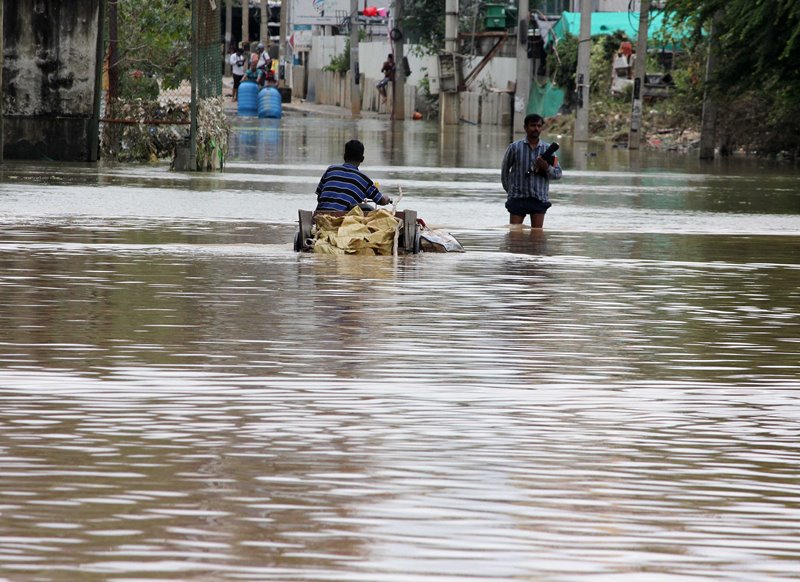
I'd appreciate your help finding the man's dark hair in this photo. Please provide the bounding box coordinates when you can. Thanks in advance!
[344,140,365,163]
[524,113,544,126]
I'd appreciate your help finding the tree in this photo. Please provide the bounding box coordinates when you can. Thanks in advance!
[665,0,800,155]
[110,0,192,94]
[402,0,446,53]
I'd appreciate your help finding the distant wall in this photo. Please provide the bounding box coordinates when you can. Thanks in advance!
[306,38,518,125]
[2,0,102,161]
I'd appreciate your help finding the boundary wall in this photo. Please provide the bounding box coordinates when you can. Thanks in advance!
[304,38,517,125]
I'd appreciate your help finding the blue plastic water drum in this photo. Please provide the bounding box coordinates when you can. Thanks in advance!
[257,86,282,119]
[237,81,259,116]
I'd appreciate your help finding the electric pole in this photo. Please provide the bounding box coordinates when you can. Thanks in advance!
[441,0,459,126]
[279,0,289,87]
[260,0,268,44]
[573,0,591,141]
[698,10,722,160]
[242,0,249,47]
[350,0,361,116]
[628,0,650,150]
[513,0,530,131]
[392,0,405,120]
[224,0,232,75]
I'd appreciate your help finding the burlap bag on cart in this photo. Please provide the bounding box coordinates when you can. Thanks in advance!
[313,206,400,255]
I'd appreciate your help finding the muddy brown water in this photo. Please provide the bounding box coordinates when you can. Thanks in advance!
[1,115,799,581]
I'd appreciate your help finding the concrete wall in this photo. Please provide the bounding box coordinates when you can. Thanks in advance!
[305,37,518,125]
[2,0,102,161]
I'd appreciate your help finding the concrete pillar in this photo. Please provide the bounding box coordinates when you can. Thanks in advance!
[280,0,289,87]
[1,0,4,163]
[225,0,233,75]
[350,0,360,116]
[573,0,591,141]
[698,10,722,160]
[513,0,530,131]
[3,1,103,161]
[628,0,650,150]
[242,0,249,46]
[440,0,459,126]
[260,0,268,44]
[392,0,405,121]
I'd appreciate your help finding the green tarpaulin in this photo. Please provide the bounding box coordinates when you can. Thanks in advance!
[549,11,691,51]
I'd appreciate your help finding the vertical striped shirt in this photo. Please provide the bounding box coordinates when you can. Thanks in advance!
[315,163,384,212]
[501,139,562,202]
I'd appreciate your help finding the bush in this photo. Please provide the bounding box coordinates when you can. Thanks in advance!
[120,71,160,100]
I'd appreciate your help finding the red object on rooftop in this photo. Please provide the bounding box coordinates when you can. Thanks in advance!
[363,6,377,17]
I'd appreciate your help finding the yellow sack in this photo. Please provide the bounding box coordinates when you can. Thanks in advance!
[312,206,400,255]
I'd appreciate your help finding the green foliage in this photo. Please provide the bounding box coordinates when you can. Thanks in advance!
[324,39,350,74]
[402,0,446,53]
[116,0,192,90]
[665,0,800,155]
[665,0,800,91]
[547,33,579,106]
[120,72,160,100]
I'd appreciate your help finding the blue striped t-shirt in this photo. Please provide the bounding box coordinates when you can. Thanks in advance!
[501,139,562,203]
[315,163,383,212]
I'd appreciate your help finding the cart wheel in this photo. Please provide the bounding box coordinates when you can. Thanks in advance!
[293,230,302,252]
[413,226,422,254]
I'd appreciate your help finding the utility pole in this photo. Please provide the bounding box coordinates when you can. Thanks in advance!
[441,0,459,126]
[1,0,4,163]
[513,0,530,131]
[279,0,288,87]
[628,0,650,150]
[350,0,361,116]
[225,0,233,75]
[392,0,405,120]
[260,0,268,44]
[242,0,249,48]
[698,10,722,160]
[190,0,198,169]
[573,0,591,141]
[108,0,119,99]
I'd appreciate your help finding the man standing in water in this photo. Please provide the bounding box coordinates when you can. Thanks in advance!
[501,113,562,228]
[315,140,392,213]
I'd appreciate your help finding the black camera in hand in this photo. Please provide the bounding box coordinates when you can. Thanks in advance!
[534,142,560,176]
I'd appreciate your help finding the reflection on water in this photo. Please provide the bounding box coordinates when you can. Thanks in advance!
[1,114,800,581]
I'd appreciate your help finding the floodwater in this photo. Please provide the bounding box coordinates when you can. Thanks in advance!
[1,113,799,581]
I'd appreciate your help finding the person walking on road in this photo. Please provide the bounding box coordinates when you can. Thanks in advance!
[229,47,245,101]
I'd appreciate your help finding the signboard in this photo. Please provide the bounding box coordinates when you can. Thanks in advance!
[292,24,313,51]
[292,0,351,26]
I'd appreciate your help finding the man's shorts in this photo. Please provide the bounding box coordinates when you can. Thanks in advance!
[505,197,552,216]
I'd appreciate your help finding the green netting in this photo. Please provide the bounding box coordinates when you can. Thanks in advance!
[527,81,565,118]
[196,0,222,99]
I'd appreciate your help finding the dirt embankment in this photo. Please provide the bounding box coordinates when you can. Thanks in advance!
[546,108,701,153]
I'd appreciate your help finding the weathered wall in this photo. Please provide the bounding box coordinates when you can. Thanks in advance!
[2,0,102,161]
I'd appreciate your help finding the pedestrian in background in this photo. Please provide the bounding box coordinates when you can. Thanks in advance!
[377,54,395,103]
[229,47,245,101]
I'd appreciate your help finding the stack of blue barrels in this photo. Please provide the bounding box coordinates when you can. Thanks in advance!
[237,81,259,116]
[258,86,283,119]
